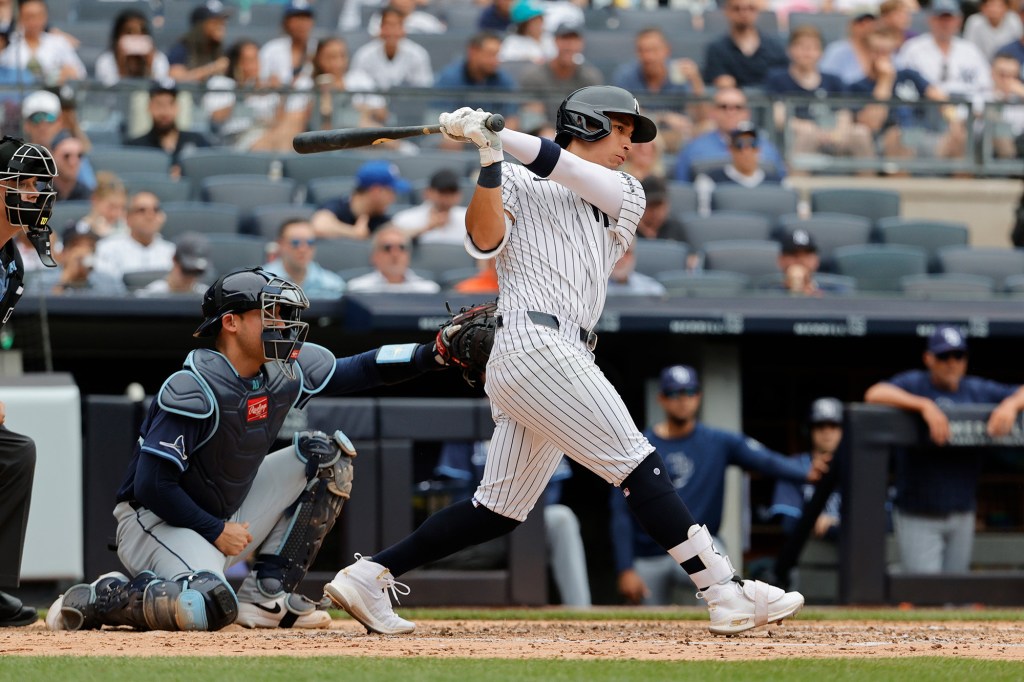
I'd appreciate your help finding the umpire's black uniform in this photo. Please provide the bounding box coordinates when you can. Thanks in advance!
[0,238,37,626]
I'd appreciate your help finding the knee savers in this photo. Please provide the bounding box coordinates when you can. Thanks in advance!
[144,571,239,631]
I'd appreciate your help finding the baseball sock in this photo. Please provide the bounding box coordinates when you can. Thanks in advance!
[620,451,708,578]
[371,498,520,577]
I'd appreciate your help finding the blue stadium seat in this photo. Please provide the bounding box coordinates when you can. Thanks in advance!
[833,244,927,292]
[681,211,773,252]
[701,239,780,279]
[634,238,689,277]
[876,218,969,272]
[937,246,1024,290]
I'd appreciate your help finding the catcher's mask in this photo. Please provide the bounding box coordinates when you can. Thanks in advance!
[194,268,310,377]
[0,136,58,267]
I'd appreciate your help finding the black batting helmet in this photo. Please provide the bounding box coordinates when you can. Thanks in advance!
[0,136,58,266]
[554,86,657,148]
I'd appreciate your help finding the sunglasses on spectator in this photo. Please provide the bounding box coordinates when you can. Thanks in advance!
[663,389,700,398]
[61,152,84,160]
[716,103,747,111]
[289,238,316,248]
[732,138,759,150]
[27,112,58,124]
[130,204,161,214]
[379,243,408,252]
[935,351,966,361]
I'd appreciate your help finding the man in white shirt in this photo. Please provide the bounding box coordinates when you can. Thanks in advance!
[93,191,176,282]
[350,6,434,91]
[346,226,441,293]
[0,0,85,84]
[899,0,993,99]
[392,169,468,245]
[258,0,318,87]
[137,232,211,297]
[963,0,1022,62]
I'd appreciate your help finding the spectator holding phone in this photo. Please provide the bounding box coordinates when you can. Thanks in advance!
[94,8,169,86]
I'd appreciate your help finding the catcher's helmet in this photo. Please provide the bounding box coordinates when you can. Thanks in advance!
[194,268,310,373]
[0,136,58,267]
[554,86,657,149]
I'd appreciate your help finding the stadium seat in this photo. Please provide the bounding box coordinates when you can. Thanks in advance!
[161,201,241,239]
[48,200,92,231]
[756,272,857,294]
[703,9,778,35]
[656,270,750,297]
[249,204,317,239]
[666,182,699,214]
[410,242,476,275]
[711,185,800,224]
[123,269,170,292]
[282,152,378,187]
[777,213,873,270]
[1003,274,1024,295]
[414,33,473,76]
[832,244,927,292]
[315,238,374,273]
[937,246,1024,289]
[179,150,279,195]
[122,174,191,204]
[392,152,473,182]
[701,240,781,279]
[76,0,152,21]
[438,266,480,290]
[787,12,849,45]
[809,188,901,227]
[876,218,969,272]
[634,238,689,277]
[900,273,996,300]
[204,234,269,277]
[599,8,694,33]
[307,176,416,205]
[200,175,299,212]
[681,211,773,252]
[88,146,171,176]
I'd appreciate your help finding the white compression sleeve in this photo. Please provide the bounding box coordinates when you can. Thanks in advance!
[498,128,627,220]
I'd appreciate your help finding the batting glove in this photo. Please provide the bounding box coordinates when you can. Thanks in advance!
[439,108,475,143]
[463,111,504,167]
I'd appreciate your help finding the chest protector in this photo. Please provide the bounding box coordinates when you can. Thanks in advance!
[167,343,335,519]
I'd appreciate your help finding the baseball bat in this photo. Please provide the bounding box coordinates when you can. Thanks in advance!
[292,114,505,154]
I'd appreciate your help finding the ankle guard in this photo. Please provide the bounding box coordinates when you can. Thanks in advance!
[57,572,130,631]
[669,524,736,590]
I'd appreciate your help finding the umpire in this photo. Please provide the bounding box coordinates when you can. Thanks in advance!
[0,135,61,627]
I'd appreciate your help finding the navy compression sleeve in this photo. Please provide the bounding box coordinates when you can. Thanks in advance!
[134,454,225,544]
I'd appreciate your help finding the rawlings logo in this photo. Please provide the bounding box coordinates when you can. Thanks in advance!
[247,396,269,422]
[290,348,301,360]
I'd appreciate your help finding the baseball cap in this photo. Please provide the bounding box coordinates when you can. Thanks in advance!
[283,0,315,19]
[729,120,758,141]
[149,77,178,97]
[554,23,583,38]
[61,222,99,249]
[809,397,843,426]
[850,4,880,20]
[929,0,962,15]
[641,175,668,203]
[781,229,817,254]
[190,0,230,25]
[659,365,700,395]
[927,324,968,355]
[22,90,61,122]
[428,168,461,193]
[510,0,545,24]
[355,160,411,193]
[174,233,211,275]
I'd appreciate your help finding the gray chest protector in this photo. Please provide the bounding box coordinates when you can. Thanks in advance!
[163,344,336,519]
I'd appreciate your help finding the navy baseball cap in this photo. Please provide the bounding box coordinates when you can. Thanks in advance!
[659,365,700,395]
[191,0,230,25]
[927,325,968,355]
[356,160,411,193]
[283,0,315,19]
[809,397,843,425]
[781,228,817,254]
[930,0,962,16]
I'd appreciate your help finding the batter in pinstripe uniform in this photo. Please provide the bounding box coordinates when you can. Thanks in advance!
[326,86,804,635]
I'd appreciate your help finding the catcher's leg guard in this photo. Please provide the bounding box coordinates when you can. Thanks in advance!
[49,571,130,631]
[253,430,355,598]
[142,571,239,631]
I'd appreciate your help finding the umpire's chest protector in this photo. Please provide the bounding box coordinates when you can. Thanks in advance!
[177,349,302,519]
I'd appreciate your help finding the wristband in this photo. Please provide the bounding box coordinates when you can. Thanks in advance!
[477,162,502,189]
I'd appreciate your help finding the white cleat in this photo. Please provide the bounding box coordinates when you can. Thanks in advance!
[698,579,804,635]
[323,554,415,635]
[236,593,332,629]
[46,571,129,631]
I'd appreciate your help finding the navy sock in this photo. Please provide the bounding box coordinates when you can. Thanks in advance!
[372,498,521,577]
[621,451,706,576]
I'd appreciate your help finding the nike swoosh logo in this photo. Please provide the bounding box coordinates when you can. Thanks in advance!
[531,177,548,182]
[253,602,282,615]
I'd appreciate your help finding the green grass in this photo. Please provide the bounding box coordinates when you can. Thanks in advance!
[0,657,1019,682]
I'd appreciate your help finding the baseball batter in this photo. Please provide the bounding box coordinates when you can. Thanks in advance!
[326,86,804,635]
[47,268,447,632]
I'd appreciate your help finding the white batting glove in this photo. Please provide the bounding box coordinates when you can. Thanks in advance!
[463,111,504,167]
[438,107,475,143]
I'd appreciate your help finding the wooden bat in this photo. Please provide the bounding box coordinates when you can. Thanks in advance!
[292,114,505,154]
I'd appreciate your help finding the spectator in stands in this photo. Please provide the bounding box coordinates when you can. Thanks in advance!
[392,169,468,245]
[368,0,446,36]
[72,171,127,238]
[262,218,345,299]
[499,0,554,64]
[311,160,408,240]
[0,0,85,84]
[300,37,387,131]
[995,5,1024,75]
[350,7,434,91]
[614,28,704,100]
[478,0,514,32]
[820,7,878,86]
[167,0,230,83]
[694,122,784,213]
[899,0,992,101]
[519,24,602,124]
[673,87,786,183]
[94,8,169,86]
[126,78,212,176]
[989,54,1024,159]
[136,232,210,297]
[635,176,687,242]
[772,228,851,296]
[851,26,961,161]
[769,397,844,542]
[346,226,441,293]
[258,0,316,88]
[453,258,498,293]
[21,89,60,149]
[621,138,667,180]
[964,0,1021,62]
[50,131,90,202]
[0,0,13,34]
[607,241,666,297]
[765,25,875,163]
[611,365,818,605]
[434,32,517,118]
[93,191,176,281]
[203,40,308,152]
[703,0,788,88]
[865,325,1024,573]
[879,0,917,46]
[27,225,125,296]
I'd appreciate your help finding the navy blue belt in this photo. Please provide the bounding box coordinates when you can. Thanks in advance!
[498,311,598,351]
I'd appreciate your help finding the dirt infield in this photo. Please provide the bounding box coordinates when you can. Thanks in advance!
[4,618,1023,660]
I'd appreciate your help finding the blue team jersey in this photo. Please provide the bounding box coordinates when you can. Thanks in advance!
[769,452,842,539]
[763,67,846,121]
[848,69,932,130]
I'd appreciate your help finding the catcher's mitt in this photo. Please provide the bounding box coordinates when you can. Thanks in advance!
[436,300,499,386]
